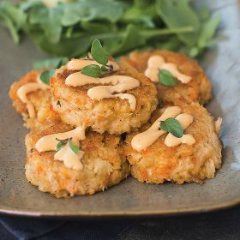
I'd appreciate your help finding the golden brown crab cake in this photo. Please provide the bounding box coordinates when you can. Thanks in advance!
[124,102,222,184]
[25,124,130,198]
[9,71,60,128]
[50,59,158,134]
[121,50,212,105]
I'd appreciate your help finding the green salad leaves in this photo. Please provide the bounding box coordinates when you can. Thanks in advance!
[0,0,220,59]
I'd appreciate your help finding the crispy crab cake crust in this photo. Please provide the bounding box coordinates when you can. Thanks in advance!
[50,60,158,134]
[121,50,212,105]
[9,71,60,128]
[25,124,130,198]
[124,103,222,184]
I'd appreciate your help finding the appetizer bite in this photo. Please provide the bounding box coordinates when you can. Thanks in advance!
[9,70,60,128]
[8,37,223,198]
[121,50,212,105]
[25,124,129,198]
[124,103,222,184]
[51,40,158,134]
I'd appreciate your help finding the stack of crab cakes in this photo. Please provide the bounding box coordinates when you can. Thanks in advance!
[9,42,158,197]
[9,41,222,198]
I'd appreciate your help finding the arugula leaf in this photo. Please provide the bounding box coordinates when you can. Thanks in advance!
[156,0,200,46]
[158,69,177,87]
[69,140,80,154]
[61,0,125,26]
[0,1,26,43]
[29,5,48,25]
[107,24,144,55]
[0,0,220,59]
[198,15,220,49]
[91,39,109,65]
[160,118,183,138]
[81,64,101,78]
[33,57,68,70]
[45,7,63,44]
[122,3,157,28]
[20,0,42,11]
[40,69,55,85]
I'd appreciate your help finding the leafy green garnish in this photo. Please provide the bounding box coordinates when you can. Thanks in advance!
[156,0,200,46]
[56,138,80,154]
[40,69,55,85]
[81,39,113,78]
[0,0,220,58]
[33,57,68,70]
[81,64,102,78]
[160,118,183,138]
[69,140,80,154]
[35,57,68,84]
[61,0,125,26]
[0,1,26,43]
[158,69,177,87]
[91,39,109,65]
[56,139,68,152]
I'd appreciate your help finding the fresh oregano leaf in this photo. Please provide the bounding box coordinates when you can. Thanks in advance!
[40,69,55,85]
[81,64,101,78]
[160,118,183,138]
[56,138,68,152]
[91,39,109,65]
[69,140,80,154]
[158,69,177,87]
[101,65,108,72]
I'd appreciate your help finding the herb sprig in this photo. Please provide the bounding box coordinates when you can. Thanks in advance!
[80,39,113,78]
[0,0,220,60]
[160,118,183,138]
[56,138,80,154]
[158,69,177,87]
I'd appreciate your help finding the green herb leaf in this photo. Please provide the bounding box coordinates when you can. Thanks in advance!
[160,118,183,138]
[158,69,177,87]
[100,65,109,73]
[56,139,68,152]
[91,39,109,65]
[81,64,101,78]
[40,69,55,85]
[69,140,80,154]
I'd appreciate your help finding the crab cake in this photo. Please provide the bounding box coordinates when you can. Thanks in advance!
[121,50,212,105]
[25,124,130,198]
[9,71,60,128]
[124,103,222,184]
[51,59,158,134]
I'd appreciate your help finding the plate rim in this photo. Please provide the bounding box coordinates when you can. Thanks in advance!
[0,196,239,218]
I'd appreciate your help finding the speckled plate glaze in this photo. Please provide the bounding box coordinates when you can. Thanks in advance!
[0,0,240,218]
